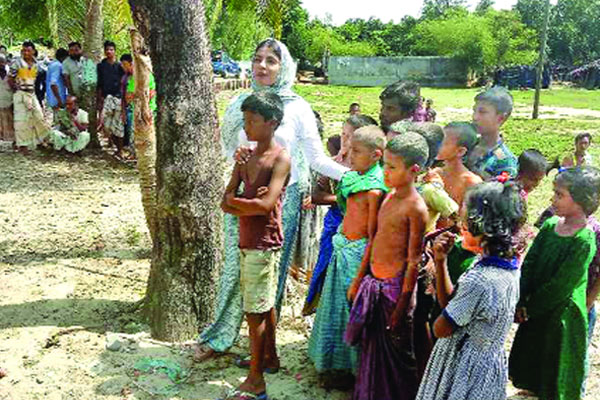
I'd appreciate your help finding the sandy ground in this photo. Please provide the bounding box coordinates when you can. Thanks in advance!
[0,140,599,399]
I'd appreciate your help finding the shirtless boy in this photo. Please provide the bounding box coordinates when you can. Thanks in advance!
[434,122,482,208]
[308,126,387,387]
[220,92,290,400]
[346,132,430,400]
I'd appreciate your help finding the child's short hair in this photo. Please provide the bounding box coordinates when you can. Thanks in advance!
[474,86,513,117]
[386,132,429,169]
[445,121,479,156]
[518,149,548,177]
[411,123,444,168]
[555,167,600,216]
[327,135,341,156]
[575,132,592,144]
[349,102,360,111]
[241,92,284,125]
[352,125,386,152]
[346,114,378,129]
[379,81,420,113]
[389,120,417,135]
[465,181,525,257]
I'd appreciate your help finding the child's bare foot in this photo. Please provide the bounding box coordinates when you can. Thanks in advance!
[237,376,266,396]
[235,355,280,373]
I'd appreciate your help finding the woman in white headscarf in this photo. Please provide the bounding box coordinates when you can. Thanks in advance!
[195,39,347,364]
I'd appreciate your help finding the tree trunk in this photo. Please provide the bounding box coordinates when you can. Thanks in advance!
[129,27,157,244]
[129,0,223,342]
[84,0,104,149]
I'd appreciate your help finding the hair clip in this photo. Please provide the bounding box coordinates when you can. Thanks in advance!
[497,171,510,183]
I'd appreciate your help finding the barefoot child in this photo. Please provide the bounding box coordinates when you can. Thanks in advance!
[308,126,387,384]
[303,114,378,316]
[219,92,291,400]
[562,132,593,168]
[345,132,430,400]
[434,122,482,208]
[509,167,599,400]
[416,180,525,400]
[468,87,518,180]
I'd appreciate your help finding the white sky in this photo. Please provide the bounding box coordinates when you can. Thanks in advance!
[301,0,519,26]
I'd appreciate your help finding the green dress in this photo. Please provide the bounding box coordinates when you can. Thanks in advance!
[509,216,595,400]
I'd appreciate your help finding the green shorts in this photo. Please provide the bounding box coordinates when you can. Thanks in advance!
[240,249,280,314]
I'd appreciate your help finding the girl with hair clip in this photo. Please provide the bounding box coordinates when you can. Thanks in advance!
[416,179,525,400]
[510,166,600,400]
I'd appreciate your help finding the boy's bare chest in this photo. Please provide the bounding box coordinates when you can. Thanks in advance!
[243,155,273,185]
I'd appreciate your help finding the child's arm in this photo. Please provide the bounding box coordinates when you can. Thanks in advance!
[432,232,457,309]
[389,207,427,331]
[588,275,600,311]
[220,164,243,215]
[367,190,384,240]
[227,151,291,216]
[347,241,372,302]
[311,177,337,205]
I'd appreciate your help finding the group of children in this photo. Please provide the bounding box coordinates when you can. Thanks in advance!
[217,83,599,400]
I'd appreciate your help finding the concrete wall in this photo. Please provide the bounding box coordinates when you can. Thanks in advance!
[328,56,468,87]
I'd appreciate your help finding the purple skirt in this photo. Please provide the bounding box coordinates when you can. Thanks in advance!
[345,274,418,400]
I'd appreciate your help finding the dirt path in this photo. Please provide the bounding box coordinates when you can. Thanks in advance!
[0,148,598,399]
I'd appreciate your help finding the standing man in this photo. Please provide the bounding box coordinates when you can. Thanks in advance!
[46,48,68,117]
[378,80,421,136]
[63,42,84,98]
[8,41,51,154]
[96,40,124,157]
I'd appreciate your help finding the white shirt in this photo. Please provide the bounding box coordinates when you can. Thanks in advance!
[236,97,347,185]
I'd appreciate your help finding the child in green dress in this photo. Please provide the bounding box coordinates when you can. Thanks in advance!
[509,166,600,400]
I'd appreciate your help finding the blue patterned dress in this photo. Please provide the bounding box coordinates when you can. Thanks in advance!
[416,256,520,400]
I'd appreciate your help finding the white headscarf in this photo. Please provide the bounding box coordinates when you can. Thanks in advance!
[221,39,299,156]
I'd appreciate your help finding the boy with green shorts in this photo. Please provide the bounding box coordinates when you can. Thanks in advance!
[220,92,291,400]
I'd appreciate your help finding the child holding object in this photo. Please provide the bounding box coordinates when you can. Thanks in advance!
[346,132,430,400]
[417,179,525,400]
[509,167,599,400]
[308,126,387,387]
[219,92,291,400]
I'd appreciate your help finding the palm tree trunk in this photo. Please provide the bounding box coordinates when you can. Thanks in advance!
[129,0,223,342]
[84,0,104,149]
[129,27,157,244]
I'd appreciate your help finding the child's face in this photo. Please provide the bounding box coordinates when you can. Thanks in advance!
[383,150,414,189]
[243,111,275,142]
[519,170,545,193]
[437,130,464,162]
[350,142,380,173]
[473,101,505,136]
[552,182,584,218]
[576,136,591,154]
[349,105,360,115]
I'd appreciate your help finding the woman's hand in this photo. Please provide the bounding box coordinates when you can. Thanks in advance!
[234,146,253,165]
[433,232,456,262]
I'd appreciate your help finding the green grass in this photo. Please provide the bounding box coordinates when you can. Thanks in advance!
[217,84,600,220]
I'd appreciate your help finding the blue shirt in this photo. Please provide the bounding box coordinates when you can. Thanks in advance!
[46,60,66,108]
